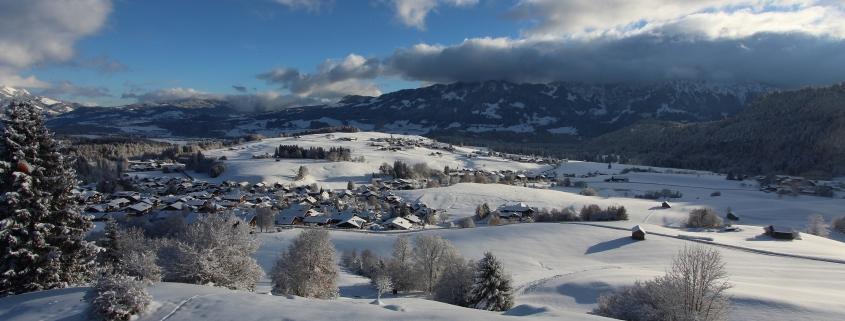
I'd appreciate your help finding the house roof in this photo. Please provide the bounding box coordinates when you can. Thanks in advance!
[302,215,331,224]
[499,203,532,212]
[632,225,646,233]
[383,217,412,230]
[770,225,794,233]
[337,216,365,228]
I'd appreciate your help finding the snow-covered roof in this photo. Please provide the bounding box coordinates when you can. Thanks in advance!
[302,215,331,224]
[632,225,645,233]
[383,217,412,230]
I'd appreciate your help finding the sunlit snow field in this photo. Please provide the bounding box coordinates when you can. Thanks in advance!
[3,132,845,320]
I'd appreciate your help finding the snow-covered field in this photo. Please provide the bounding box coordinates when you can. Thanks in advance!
[3,132,845,320]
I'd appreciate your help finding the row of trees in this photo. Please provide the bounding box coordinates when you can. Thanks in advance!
[339,235,514,311]
[274,144,354,162]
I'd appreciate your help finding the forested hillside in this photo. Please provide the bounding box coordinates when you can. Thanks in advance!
[584,82,845,177]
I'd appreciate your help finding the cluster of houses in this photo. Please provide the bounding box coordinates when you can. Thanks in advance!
[74,175,446,231]
[127,160,185,172]
[758,175,843,197]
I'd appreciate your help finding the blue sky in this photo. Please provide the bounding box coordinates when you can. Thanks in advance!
[2,0,845,109]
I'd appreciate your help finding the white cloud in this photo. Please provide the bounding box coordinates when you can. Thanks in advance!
[505,0,845,40]
[124,88,328,112]
[0,0,113,89]
[271,0,333,12]
[0,67,51,88]
[257,54,383,100]
[385,0,479,29]
[127,88,225,103]
[39,80,111,98]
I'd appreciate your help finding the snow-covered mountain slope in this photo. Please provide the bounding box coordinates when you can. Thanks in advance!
[0,85,76,116]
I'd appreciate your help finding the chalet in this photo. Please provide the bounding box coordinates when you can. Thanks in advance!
[162,201,188,212]
[223,191,247,203]
[498,203,535,219]
[85,203,109,213]
[108,198,131,208]
[328,209,358,225]
[77,190,103,205]
[336,216,366,229]
[125,203,153,216]
[764,225,796,240]
[358,211,380,222]
[632,225,646,240]
[403,215,423,226]
[383,217,413,230]
[185,199,208,208]
[302,215,331,226]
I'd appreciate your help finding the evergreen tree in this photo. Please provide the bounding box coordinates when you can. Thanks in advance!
[0,101,98,297]
[467,252,514,311]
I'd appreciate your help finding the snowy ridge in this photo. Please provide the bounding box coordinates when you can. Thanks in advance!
[0,85,76,116]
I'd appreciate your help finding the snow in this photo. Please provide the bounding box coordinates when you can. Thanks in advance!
[546,126,578,135]
[5,131,845,320]
[39,97,60,105]
[479,103,502,119]
[442,91,466,101]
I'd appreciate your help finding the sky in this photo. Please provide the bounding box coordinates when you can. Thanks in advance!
[1,0,845,110]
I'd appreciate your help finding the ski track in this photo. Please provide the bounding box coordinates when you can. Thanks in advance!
[513,266,624,297]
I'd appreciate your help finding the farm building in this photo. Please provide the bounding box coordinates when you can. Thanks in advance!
[632,225,646,240]
[764,225,796,240]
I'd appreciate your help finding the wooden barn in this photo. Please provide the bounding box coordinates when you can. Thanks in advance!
[632,225,646,240]
[764,225,796,240]
[661,201,671,208]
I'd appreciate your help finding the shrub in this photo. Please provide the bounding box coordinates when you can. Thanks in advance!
[832,216,845,234]
[594,245,732,321]
[579,204,602,221]
[581,188,598,196]
[684,208,724,229]
[86,273,152,321]
[573,181,588,188]
[805,214,829,237]
[458,217,476,228]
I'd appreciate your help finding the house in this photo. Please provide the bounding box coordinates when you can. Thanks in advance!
[125,203,153,216]
[336,216,366,229]
[764,225,796,240]
[382,217,413,230]
[498,203,535,218]
[162,201,186,211]
[632,225,646,240]
[403,215,423,226]
[302,215,331,226]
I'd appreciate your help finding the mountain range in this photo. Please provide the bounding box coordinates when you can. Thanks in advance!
[0,85,78,117]
[25,80,777,139]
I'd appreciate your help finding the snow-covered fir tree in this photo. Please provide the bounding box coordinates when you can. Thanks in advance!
[467,252,514,311]
[0,101,98,297]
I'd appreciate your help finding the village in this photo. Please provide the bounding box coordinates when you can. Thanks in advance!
[77,132,844,237]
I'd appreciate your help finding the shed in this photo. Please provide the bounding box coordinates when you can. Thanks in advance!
[764,225,796,240]
[726,212,739,221]
[661,201,671,208]
[632,225,646,240]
